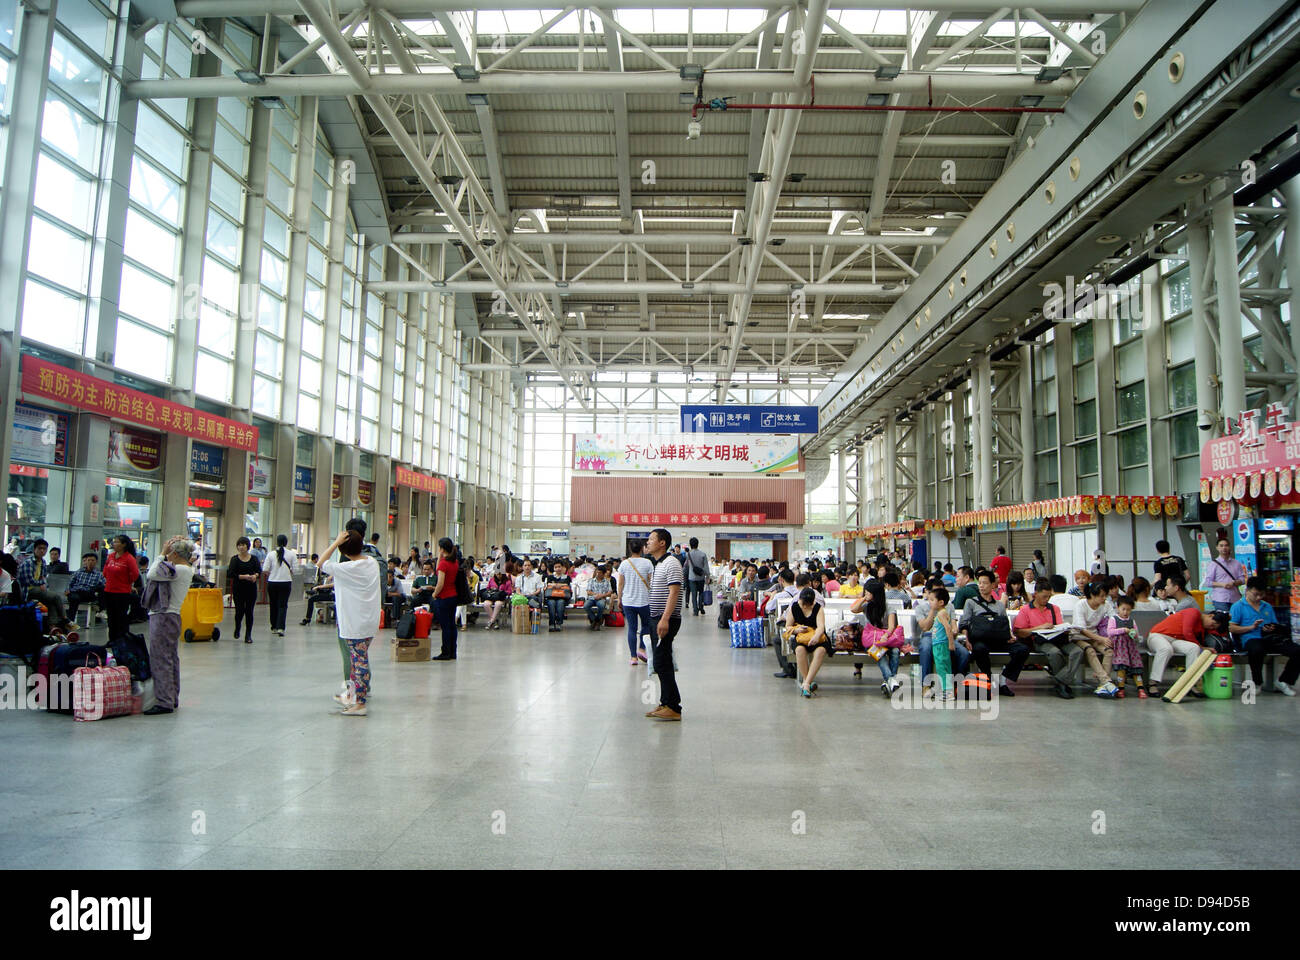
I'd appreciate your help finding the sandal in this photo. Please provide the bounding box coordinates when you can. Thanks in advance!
[800,685,812,698]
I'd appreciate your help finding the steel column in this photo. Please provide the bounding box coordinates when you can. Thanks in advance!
[1212,178,1246,421]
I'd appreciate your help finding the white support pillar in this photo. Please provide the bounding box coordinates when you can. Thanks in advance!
[1186,220,1220,436]
[913,410,928,520]
[1019,345,1036,501]
[884,416,898,522]
[974,353,994,509]
[1283,171,1300,405]
[1212,179,1246,421]
[837,448,848,530]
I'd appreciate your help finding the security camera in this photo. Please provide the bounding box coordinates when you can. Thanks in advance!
[686,119,702,140]
[1198,413,1213,432]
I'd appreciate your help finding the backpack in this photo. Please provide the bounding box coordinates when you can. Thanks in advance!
[965,595,1011,646]
[0,602,45,666]
[395,611,417,639]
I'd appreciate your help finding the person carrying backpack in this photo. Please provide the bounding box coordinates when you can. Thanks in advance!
[959,569,1029,698]
[684,537,710,616]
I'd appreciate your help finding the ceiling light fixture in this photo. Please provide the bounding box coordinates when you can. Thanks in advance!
[453,64,480,81]
[866,93,889,106]
[875,63,900,80]
[1096,234,1122,244]
[257,96,285,110]
[466,92,489,106]
[1036,66,1064,84]
[679,63,703,82]
[748,172,770,182]
[1016,94,1043,108]
[1175,172,1204,184]
[235,69,264,85]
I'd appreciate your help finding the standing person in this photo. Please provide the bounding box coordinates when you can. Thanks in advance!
[1228,576,1299,696]
[1031,549,1049,582]
[1102,595,1146,698]
[1153,540,1188,584]
[65,552,106,624]
[645,528,684,721]
[1203,537,1247,614]
[262,534,296,637]
[616,542,654,665]
[101,535,140,642]
[989,545,1012,586]
[227,537,261,644]
[250,537,267,565]
[142,537,194,716]
[431,538,462,661]
[683,537,710,616]
[320,527,381,717]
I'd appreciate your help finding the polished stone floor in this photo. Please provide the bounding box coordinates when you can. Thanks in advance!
[1,603,1296,869]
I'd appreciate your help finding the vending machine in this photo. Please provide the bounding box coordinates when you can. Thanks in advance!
[1256,514,1297,636]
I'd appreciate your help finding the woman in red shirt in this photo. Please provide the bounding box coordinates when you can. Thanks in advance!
[102,534,141,641]
[431,537,462,662]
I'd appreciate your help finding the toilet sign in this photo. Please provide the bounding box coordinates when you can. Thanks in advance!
[680,405,818,434]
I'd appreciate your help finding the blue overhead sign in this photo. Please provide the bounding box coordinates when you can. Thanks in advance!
[680,405,818,434]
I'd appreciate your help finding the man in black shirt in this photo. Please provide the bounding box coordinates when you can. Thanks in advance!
[1153,540,1188,583]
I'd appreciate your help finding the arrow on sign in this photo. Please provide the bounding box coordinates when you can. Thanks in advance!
[692,413,707,432]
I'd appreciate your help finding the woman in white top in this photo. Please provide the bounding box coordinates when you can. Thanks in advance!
[1071,582,1118,697]
[320,528,381,717]
[616,545,655,665]
[142,537,194,715]
[262,534,297,637]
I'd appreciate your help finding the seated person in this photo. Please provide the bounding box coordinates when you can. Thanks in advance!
[1229,576,1299,696]
[1070,582,1119,698]
[384,569,406,626]
[65,552,106,623]
[754,565,773,593]
[481,569,515,629]
[515,559,544,609]
[785,587,830,699]
[1014,581,1082,699]
[838,570,864,598]
[585,565,615,629]
[1067,569,1089,598]
[1146,604,1227,697]
[411,559,438,606]
[543,565,572,631]
[958,569,1028,698]
[883,570,912,608]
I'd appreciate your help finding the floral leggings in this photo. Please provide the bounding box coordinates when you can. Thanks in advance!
[346,637,372,705]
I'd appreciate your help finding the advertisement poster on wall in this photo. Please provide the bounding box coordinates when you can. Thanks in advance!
[573,433,800,474]
[357,480,374,508]
[107,426,162,476]
[294,466,314,502]
[12,402,68,467]
[248,457,273,497]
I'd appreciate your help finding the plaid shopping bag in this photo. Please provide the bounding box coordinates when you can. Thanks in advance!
[72,654,134,722]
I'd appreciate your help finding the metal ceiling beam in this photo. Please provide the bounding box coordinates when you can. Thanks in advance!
[392,230,947,247]
[127,68,1080,100]
[297,0,588,411]
[480,329,860,343]
[179,0,1144,16]
[365,279,908,296]
[720,0,829,394]
[599,8,633,223]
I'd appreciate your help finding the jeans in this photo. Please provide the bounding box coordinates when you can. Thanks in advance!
[624,604,653,657]
[876,646,900,682]
[434,597,458,657]
[586,598,609,623]
[1212,600,1233,614]
[1244,634,1300,686]
[685,579,706,614]
[546,597,566,626]
[652,616,682,712]
[920,633,970,681]
[267,580,291,632]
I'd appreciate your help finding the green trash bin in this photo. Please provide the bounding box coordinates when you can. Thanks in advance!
[1204,654,1235,699]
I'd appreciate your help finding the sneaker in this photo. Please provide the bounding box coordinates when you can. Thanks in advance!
[938,691,956,703]
[299,619,309,626]
[341,703,367,717]
[880,681,891,697]
[889,676,904,693]
[1275,680,1296,697]
[1094,682,1118,698]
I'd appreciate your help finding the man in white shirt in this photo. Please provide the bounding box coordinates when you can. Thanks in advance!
[515,558,544,609]
[616,542,655,665]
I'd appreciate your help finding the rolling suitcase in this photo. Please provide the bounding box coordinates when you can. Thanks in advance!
[717,600,734,629]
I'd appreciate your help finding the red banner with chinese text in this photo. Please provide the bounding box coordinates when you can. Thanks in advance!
[394,465,447,496]
[21,355,258,453]
[613,513,768,525]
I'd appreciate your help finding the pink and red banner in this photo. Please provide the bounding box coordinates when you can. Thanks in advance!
[613,512,768,526]
[394,465,447,496]
[21,355,258,452]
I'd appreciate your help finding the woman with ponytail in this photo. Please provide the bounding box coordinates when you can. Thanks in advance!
[262,533,297,637]
[320,525,381,716]
[432,536,461,661]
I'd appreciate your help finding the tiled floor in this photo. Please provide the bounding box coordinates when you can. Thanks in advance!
[2,606,1296,869]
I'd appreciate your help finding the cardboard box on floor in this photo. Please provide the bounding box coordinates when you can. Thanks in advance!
[392,636,431,661]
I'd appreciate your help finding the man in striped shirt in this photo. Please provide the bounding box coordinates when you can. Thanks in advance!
[646,527,684,721]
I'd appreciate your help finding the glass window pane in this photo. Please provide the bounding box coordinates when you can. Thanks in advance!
[35,153,95,232]
[263,209,288,256]
[304,279,324,319]
[198,303,235,356]
[1077,440,1099,477]
[1167,315,1194,365]
[119,263,175,330]
[1169,364,1196,410]
[254,331,281,375]
[1172,411,1199,457]
[209,164,243,219]
[299,356,321,395]
[1176,456,1200,494]
[202,255,238,313]
[213,123,246,172]
[268,133,294,179]
[124,209,177,277]
[48,29,103,110]
[217,98,249,139]
[258,289,284,336]
[302,318,323,357]
[298,394,319,433]
[27,217,90,291]
[194,352,232,403]
[1165,269,1191,316]
[260,248,286,295]
[1120,466,1147,496]
[135,104,186,171]
[1072,321,1094,363]
[1118,427,1148,468]
[129,156,181,226]
[21,278,84,351]
[205,209,240,263]
[41,92,98,168]
[1117,384,1146,425]
[1116,340,1146,384]
[252,374,279,417]
[114,318,172,382]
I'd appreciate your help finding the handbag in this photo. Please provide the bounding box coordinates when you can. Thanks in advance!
[72,653,134,722]
[860,621,905,649]
[548,582,572,600]
[833,621,863,652]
